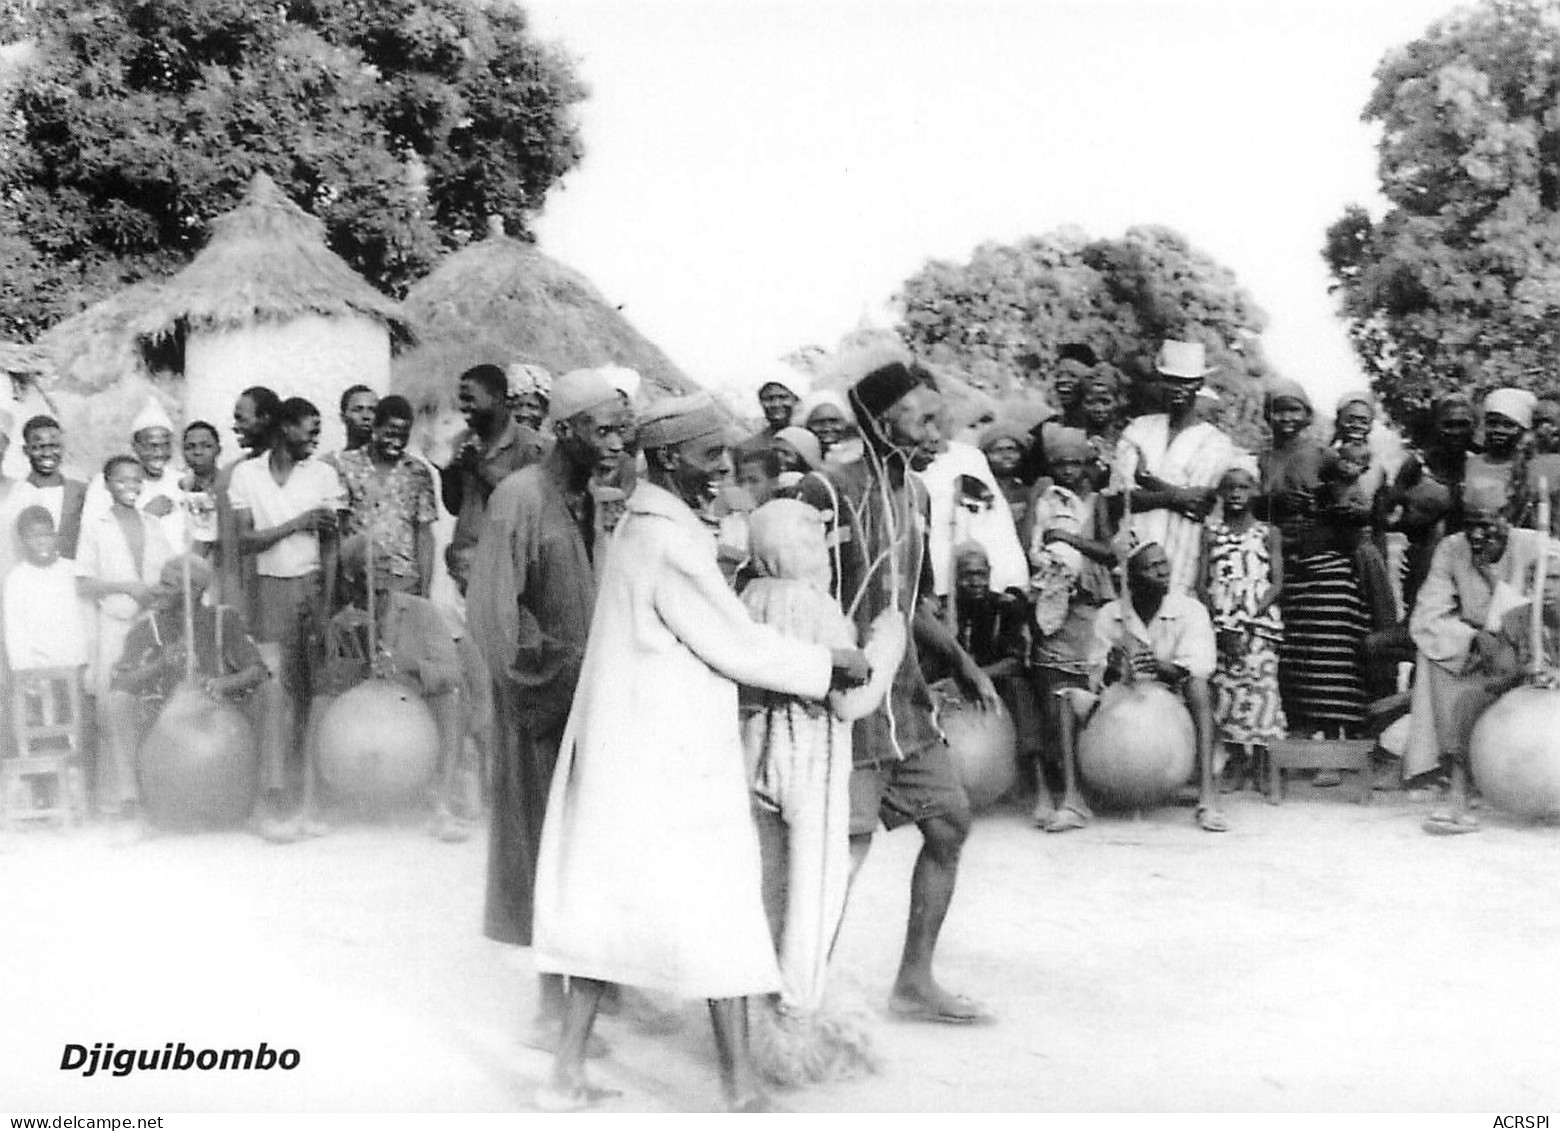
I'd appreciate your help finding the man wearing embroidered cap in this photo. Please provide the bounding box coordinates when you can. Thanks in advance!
[532,392,870,1111]
[506,361,553,433]
[82,398,186,550]
[1114,339,1238,596]
[467,366,634,1051]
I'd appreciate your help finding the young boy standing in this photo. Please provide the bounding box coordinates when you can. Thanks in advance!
[75,456,175,817]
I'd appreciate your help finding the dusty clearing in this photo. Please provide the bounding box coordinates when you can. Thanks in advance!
[3,783,1558,1113]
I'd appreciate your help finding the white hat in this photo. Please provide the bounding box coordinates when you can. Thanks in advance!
[1155,340,1216,380]
[130,398,175,436]
[597,366,642,401]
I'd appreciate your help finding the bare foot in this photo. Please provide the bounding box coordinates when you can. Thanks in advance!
[888,979,991,1024]
[534,1079,621,1112]
[522,1017,610,1059]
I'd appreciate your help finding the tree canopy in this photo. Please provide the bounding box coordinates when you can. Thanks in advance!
[0,0,585,340]
[897,225,1273,443]
[1325,0,1560,441]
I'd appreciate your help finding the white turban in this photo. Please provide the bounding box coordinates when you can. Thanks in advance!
[1483,387,1537,430]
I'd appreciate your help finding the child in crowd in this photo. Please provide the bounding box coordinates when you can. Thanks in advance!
[180,421,223,557]
[739,499,900,1085]
[4,506,88,674]
[1025,426,1117,830]
[1198,465,1286,791]
[1027,427,1116,638]
[4,506,90,814]
[75,455,175,818]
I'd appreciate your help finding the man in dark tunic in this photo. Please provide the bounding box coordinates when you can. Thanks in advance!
[466,367,634,1051]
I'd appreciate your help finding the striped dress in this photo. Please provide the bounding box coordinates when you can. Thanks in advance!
[1278,547,1374,732]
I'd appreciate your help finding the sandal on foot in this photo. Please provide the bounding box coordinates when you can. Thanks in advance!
[534,1082,621,1112]
[1195,805,1230,833]
[1423,810,1481,836]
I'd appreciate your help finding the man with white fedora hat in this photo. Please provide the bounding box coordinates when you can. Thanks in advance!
[1113,338,1239,596]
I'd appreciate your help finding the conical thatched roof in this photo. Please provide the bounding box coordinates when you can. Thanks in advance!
[134,172,414,351]
[0,339,46,380]
[393,231,697,414]
[33,280,167,394]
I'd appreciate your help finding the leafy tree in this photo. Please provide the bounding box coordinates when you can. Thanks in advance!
[1325,0,1560,442]
[897,224,1273,443]
[0,0,585,339]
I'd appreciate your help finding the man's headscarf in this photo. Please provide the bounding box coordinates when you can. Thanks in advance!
[637,393,730,450]
[550,368,622,422]
[1042,425,1090,463]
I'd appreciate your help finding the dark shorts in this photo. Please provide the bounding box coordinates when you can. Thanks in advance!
[849,738,970,836]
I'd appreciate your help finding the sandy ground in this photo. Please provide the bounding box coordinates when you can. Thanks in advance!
[3,780,1559,1114]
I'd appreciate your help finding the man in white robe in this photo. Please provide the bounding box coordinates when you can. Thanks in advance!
[532,394,869,1112]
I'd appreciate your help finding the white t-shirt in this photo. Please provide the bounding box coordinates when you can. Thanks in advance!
[227,456,344,578]
[3,558,88,669]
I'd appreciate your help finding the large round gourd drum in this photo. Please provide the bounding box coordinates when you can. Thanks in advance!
[1469,685,1560,820]
[932,680,1018,809]
[315,679,439,806]
[139,683,260,830]
[1077,680,1196,807]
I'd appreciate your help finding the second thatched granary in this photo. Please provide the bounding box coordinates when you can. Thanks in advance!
[132,173,415,455]
[393,221,698,433]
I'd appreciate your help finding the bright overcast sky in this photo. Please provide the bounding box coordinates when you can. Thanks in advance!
[523,0,1464,406]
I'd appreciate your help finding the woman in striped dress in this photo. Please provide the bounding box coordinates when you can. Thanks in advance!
[1260,380,1389,739]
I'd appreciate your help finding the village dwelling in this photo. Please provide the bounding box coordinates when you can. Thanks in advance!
[131,173,415,458]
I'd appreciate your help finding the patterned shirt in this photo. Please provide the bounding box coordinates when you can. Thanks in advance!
[337,448,438,582]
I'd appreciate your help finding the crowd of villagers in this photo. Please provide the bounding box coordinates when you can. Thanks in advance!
[8,328,1560,1109]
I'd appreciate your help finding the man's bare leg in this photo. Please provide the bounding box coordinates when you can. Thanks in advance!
[890,810,983,1021]
[537,976,618,1110]
[709,996,772,1112]
[1044,688,1092,832]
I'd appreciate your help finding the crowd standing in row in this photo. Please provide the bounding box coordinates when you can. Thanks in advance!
[4,337,1558,1110]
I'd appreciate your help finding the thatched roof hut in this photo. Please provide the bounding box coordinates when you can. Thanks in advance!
[134,173,413,353]
[33,281,165,394]
[393,226,697,416]
[129,172,414,454]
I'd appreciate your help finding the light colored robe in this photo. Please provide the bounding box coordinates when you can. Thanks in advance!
[1405,528,1559,775]
[1115,415,1237,595]
[532,481,831,1000]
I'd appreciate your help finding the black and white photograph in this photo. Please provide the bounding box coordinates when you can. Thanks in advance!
[3,0,1560,1116]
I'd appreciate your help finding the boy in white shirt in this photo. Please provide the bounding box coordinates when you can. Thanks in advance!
[4,505,88,671]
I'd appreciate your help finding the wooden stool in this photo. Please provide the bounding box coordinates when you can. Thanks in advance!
[2,666,86,828]
[1266,737,1376,804]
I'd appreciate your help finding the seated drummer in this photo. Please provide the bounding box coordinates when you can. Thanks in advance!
[103,554,279,835]
[1427,554,1560,835]
[934,541,1043,778]
[308,535,470,842]
[1051,541,1224,833]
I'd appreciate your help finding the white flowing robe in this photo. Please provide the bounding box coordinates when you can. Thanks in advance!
[532,482,832,1000]
[1114,415,1237,595]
